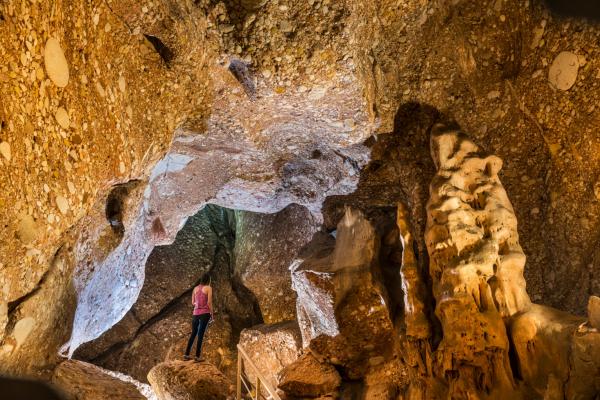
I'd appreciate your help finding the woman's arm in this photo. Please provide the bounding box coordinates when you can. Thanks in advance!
[207,286,213,318]
[191,287,198,305]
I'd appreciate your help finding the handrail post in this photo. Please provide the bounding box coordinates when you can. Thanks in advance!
[255,376,261,400]
[237,350,242,400]
[237,343,281,400]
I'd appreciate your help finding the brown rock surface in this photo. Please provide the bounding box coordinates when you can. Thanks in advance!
[51,360,147,400]
[277,352,341,399]
[589,296,600,330]
[291,208,400,379]
[235,205,319,324]
[238,321,302,389]
[75,205,260,382]
[2,1,600,398]
[346,0,600,315]
[0,0,213,373]
[147,360,233,400]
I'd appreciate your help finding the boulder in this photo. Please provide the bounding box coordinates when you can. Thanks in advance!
[291,208,397,379]
[510,304,581,396]
[235,205,318,324]
[277,353,341,398]
[147,360,233,400]
[51,360,146,400]
[510,303,600,399]
[238,321,302,388]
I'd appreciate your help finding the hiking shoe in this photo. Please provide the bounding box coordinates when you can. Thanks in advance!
[183,355,191,361]
[194,356,204,362]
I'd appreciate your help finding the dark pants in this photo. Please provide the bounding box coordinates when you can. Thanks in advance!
[185,313,211,357]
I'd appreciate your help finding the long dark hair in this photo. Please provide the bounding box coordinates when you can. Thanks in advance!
[199,273,211,286]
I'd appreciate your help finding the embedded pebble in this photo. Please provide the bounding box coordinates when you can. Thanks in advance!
[118,76,126,93]
[220,24,235,33]
[13,317,35,349]
[44,38,70,88]
[17,215,39,244]
[530,26,545,49]
[548,51,579,91]
[55,107,70,129]
[308,86,327,101]
[0,142,11,162]
[56,195,69,215]
[279,21,293,33]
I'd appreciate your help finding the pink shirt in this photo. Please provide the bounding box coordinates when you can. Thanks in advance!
[193,285,211,316]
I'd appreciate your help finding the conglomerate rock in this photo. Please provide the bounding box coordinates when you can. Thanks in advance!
[51,360,147,400]
[291,208,401,380]
[234,205,319,324]
[2,0,600,397]
[238,321,303,389]
[0,0,213,373]
[346,0,600,315]
[147,360,233,400]
[277,352,341,399]
[75,203,316,383]
[75,205,260,382]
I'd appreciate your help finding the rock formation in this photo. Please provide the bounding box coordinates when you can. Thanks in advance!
[51,360,149,400]
[424,125,531,397]
[291,208,401,380]
[147,360,233,400]
[277,352,341,399]
[75,203,315,383]
[238,321,302,389]
[2,0,600,399]
[418,126,598,399]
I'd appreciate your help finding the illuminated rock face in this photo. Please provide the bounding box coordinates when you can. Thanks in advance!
[74,204,314,383]
[424,126,531,397]
[238,321,303,389]
[2,0,600,397]
[147,360,233,400]
[51,360,148,400]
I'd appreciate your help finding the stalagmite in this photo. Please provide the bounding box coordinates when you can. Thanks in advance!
[425,125,531,397]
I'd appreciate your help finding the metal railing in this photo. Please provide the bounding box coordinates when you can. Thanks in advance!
[236,344,282,400]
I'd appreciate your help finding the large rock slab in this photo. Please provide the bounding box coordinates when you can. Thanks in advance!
[238,321,302,388]
[235,205,319,324]
[51,360,146,400]
[291,208,398,379]
[510,303,600,399]
[147,360,233,400]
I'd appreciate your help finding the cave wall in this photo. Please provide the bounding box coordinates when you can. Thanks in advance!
[0,0,213,375]
[285,127,600,400]
[347,0,600,314]
[75,203,316,382]
[2,0,600,384]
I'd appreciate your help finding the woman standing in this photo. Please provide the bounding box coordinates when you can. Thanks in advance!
[184,274,213,361]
